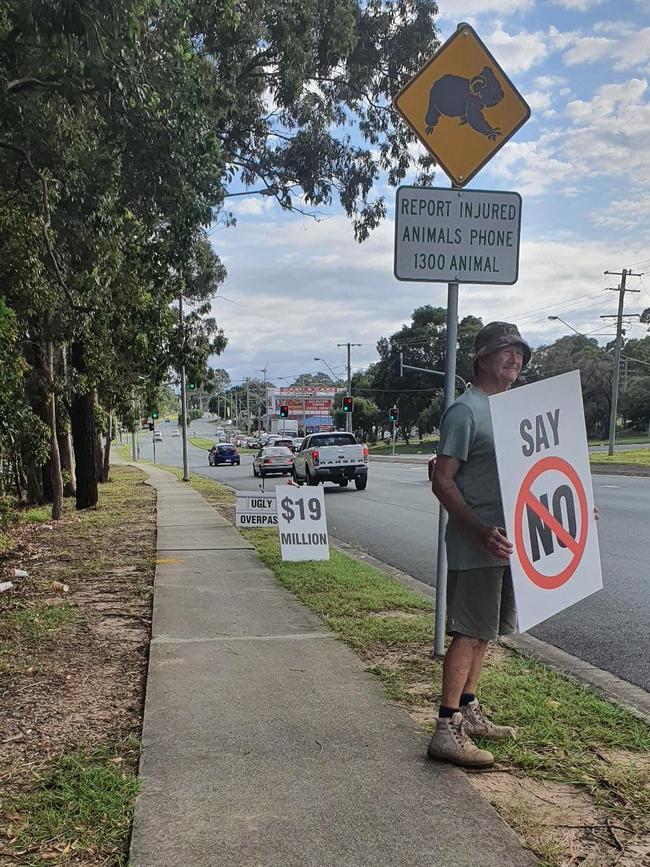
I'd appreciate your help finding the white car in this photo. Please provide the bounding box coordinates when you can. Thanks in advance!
[153,431,163,443]
[292,431,368,489]
[253,446,294,477]
[172,430,181,438]
[292,437,304,451]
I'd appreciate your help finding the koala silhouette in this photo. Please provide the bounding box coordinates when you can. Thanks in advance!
[424,66,504,141]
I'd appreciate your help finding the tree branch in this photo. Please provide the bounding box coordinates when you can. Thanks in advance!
[0,141,78,309]
[5,76,61,94]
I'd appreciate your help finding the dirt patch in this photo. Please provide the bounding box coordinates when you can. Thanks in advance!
[470,771,649,867]
[0,466,156,864]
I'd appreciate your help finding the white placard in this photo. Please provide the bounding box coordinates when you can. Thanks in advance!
[275,484,329,561]
[394,186,521,284]
[489,371,602,632]
[236,493,278,528]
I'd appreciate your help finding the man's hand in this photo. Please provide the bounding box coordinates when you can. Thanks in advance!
[478,525,513,559]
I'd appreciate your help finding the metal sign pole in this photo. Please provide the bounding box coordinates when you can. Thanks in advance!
[433,279,459,656]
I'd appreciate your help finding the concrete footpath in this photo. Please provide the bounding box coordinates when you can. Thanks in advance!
[129,466,536,867]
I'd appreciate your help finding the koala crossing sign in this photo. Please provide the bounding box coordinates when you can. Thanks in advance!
[393,23,530,187]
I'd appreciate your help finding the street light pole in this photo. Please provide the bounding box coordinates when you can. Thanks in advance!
[602,268,642,456]
[179,295,190,482]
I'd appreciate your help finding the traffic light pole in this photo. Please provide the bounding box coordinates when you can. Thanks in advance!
[338,342,361,433]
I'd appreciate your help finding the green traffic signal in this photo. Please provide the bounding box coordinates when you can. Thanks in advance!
[188,382,196,390]
[151,411,159,419]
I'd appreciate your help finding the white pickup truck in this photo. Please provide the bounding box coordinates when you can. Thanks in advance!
[292,432,368,490]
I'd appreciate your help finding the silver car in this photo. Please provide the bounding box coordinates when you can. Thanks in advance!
[252,446,294,477]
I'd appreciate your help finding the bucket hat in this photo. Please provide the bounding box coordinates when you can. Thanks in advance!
[473,321,531,370]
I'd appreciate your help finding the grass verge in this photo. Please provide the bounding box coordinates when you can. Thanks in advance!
[170,469,650,867]
[368,437,438,455]
[590,448,650,466]
[3,740,140,866]
[0,464,155,866]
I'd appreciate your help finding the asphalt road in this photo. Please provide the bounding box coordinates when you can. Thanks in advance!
[135,421,650,693]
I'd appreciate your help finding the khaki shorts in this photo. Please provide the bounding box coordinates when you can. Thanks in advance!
[446,566,518,642]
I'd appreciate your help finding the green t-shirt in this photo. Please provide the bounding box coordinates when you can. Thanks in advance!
[438,386,507,570]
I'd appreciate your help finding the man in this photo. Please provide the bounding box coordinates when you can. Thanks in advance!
[428,321,532,769]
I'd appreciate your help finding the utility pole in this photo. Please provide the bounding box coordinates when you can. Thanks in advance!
[602,269,641,456]
[337,342,361,433]
[178,295,190,482]
[246,380,250,434]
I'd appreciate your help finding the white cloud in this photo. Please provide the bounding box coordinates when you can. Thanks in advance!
[560,27,650,72]
[487,23,549,73]
[227,196,276,217]
[550,0,605,10]
[210,209,643,381]
[437,0,532,18]
[533,75,568,89]
[524,90,553,111]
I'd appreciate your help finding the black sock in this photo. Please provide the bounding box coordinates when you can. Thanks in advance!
[438,705,459,718]
[460,692,475,706]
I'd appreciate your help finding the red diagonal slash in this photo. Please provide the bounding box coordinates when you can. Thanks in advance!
[524,491,579,554]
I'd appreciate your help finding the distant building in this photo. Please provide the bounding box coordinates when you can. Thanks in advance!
[269,386,340,434]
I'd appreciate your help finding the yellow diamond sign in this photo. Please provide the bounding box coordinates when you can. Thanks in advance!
[393,24,530,187]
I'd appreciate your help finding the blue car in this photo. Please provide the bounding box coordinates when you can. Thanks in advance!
[208,444,240,466]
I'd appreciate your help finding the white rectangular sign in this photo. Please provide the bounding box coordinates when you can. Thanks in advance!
[236,493,278,528]
[275,485,329,561]
[489,371,602,633]
[394,186,521,284]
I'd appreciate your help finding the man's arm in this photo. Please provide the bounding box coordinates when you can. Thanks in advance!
[432,455,512,560]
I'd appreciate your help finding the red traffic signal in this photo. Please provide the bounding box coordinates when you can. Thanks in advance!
[342,396,354,413]
[279,405,289,418]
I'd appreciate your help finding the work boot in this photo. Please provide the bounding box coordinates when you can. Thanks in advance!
[427,712,494,768]
[461,699,516,740]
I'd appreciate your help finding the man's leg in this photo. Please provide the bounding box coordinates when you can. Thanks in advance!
[428,631,494,768]
[441,634,486,710]
[462,639,488,696]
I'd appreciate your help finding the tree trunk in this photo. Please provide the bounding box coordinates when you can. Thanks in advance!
[46,341,64,520]
[70,341,98,509]
[101,409,112,483]
[57,427,76,497]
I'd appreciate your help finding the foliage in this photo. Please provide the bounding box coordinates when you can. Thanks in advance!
[293,371,340,387]
[332,393,379,439]
[360,307,482,442]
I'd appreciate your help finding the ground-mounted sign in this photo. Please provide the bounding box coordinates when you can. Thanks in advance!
[393,23,530,187]
[394,186,521,284]
[489,371,602,632]
[235,493,278,528]
[276,485,329,561]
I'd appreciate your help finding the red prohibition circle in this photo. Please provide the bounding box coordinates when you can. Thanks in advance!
[514,456,589,591]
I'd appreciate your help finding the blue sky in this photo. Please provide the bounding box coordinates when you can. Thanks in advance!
[210,0,650,387]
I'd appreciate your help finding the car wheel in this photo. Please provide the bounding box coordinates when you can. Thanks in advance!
[355,477,367,491]
[292,467,304,486]
[306,468,318,487]
[260,470,266,478]
[338,480,349,488]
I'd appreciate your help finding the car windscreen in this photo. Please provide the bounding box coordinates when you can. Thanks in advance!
[264,447,292,456]
[218,445,236,451]
[308,434,357,447]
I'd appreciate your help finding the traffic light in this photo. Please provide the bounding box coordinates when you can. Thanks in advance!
[279,405,289,418]
[389,406,399,422]
[389,352,403,378]
[151,411,159,419]
[342,396,354,414]
[187,382,196,390]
